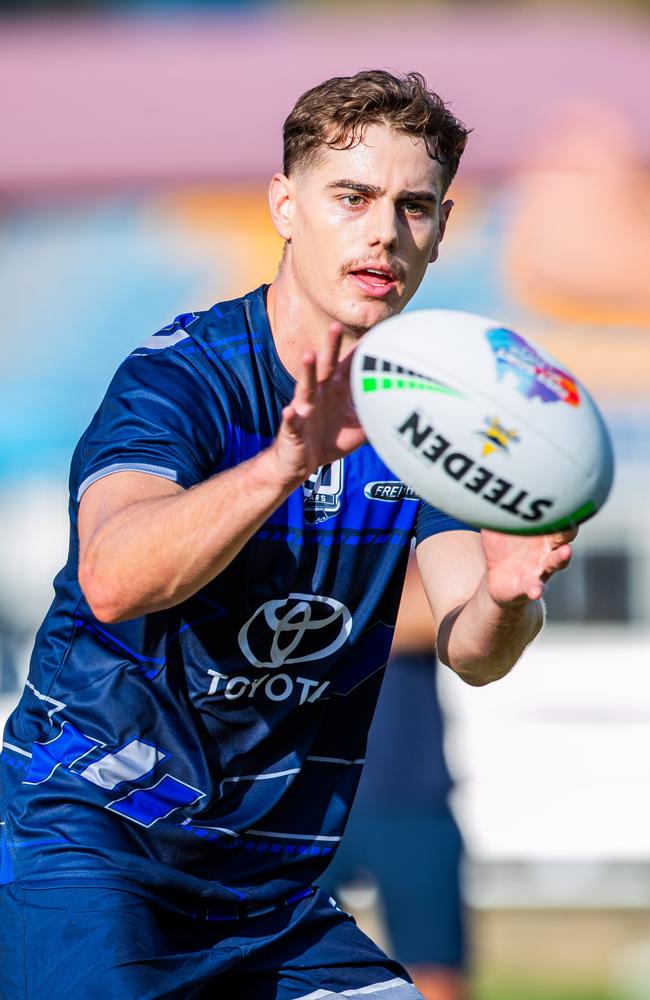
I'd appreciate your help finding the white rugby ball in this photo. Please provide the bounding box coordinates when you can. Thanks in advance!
[351,309,614,534]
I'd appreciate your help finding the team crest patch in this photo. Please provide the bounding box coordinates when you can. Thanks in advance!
[303,461,343,524]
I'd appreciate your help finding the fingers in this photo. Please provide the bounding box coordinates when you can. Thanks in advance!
[337,343,358,377]
[295,325,345,402]
[551,526,579,546]
[317,322,344,381]
[544,527,577,570]
[536,538,574,594]
[293,350,317,410]
[526,581,546,601]
[486,525,578,607]
[281,403,303,435]
[532,527,577,583]
[539,547,572,581]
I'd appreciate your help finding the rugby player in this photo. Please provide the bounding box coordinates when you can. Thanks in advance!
[0,71,575,999]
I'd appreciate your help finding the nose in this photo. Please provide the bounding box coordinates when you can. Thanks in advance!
[368,201,398,252]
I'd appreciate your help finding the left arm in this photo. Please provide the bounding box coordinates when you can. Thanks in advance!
[416,527,577,686]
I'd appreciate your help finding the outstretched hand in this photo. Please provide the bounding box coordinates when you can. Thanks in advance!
[481,527,578,605]
[270,322,367,487]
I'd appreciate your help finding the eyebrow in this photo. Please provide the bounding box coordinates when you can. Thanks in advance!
[326,179,438,203]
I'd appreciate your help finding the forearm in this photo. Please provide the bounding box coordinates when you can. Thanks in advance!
[436,574,544,686]
[80,449,300,623]
[79,325,366,623]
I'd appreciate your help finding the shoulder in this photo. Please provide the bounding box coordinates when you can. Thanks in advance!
[128,308,206,357]
[123,286,266,385]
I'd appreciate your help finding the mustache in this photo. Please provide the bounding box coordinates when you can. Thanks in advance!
[341,257,406,282]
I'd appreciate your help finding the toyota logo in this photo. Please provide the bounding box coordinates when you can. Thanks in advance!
[238,593,352,669]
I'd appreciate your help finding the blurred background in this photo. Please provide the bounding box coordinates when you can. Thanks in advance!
[1,1,649,997]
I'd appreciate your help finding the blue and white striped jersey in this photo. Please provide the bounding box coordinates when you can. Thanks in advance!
[0,285,469,911]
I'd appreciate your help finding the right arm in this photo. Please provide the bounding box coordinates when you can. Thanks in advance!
[79,452,299,623]
[79,325,365,623]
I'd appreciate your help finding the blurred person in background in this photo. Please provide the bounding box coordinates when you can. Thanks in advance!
[505,99,650,327]
[322,552,467,1000]
[0,70,575,999]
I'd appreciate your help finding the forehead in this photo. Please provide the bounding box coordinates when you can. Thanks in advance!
[302,123,445,196]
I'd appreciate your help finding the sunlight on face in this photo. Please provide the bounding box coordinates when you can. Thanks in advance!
[287,124,450,333]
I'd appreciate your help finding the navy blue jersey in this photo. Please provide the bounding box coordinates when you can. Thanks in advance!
[0,285,470,910]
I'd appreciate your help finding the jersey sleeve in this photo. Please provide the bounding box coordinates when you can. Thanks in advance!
[414,500,480,545]
[74,348,227,503]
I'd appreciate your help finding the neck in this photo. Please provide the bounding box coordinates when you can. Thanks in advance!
[266,254,359,379]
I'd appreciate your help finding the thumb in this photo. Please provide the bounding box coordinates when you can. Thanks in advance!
[281,404,303,435]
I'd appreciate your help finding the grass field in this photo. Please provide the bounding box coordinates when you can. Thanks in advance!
[476,979,617,1000]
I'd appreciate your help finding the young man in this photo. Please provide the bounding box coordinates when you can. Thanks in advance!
[0,71,575,999]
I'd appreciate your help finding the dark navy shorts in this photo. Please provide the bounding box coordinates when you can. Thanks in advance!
[0,880,424,999]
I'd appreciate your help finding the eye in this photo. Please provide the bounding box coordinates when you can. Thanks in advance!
[341,194,365,207]
[403,202,426,217]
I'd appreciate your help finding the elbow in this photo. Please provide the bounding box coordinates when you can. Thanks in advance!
[444,653,517,688]
[78,558,173,622]
[456,668,507,688]
[78,560,125,624]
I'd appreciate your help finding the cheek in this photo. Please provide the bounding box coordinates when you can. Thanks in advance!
[318,205,357,245]
[411,217,439,249]
[404,220,439,266]
[297,211,353,271]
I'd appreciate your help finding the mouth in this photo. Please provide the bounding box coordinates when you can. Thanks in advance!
[348,265,398,299]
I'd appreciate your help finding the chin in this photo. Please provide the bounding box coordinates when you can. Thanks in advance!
[338,297,400,335]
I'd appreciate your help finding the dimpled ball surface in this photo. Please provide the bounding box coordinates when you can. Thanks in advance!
[351,309,614,535]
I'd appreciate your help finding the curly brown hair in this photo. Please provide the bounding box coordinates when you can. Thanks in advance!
[283,69,470,190]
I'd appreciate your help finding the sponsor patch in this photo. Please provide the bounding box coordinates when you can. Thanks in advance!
[486,327,580,406]
[207,668,330,706]
[364,480,419,502]
[238,593,352,670]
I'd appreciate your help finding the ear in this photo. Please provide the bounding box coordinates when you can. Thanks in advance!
[429,199,454,263]
[268,173,295,241]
